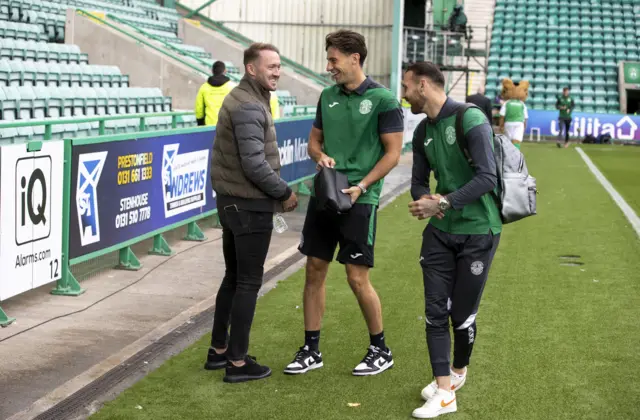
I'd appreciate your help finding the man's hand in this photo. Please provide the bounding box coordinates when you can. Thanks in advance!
[341,186,362,204]
[409,195,445,220]
[282,191,298,212]
[316,153,336,170]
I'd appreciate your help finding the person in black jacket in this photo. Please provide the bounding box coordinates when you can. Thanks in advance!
[466,87,493,123]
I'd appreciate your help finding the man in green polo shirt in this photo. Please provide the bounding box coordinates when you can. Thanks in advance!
[556,86,575,148]
[284,30,404,377]
[402,61,501,419]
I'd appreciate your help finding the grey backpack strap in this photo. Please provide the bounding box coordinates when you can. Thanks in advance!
[455,103,478,164]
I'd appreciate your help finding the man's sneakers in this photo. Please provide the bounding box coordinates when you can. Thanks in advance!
[421,368,466,401]
[412,388,457,419]
[283,345,323,374]
[203,347,227,370]
[283,345,393,376]
[223,357,272,383]
[352,345,394,376]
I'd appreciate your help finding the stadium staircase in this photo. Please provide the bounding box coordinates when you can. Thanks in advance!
[485,0,640,114]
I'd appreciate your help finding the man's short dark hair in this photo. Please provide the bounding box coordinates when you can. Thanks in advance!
[212,60,226,76]
[325,30,367,66]
[243,42,280,66]
[405,61,445,89]
[563,86,570,91]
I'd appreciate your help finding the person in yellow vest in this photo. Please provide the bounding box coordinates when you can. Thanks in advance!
[195,61,236,126]
[270,90,281,120]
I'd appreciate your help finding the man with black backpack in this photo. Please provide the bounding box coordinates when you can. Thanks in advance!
[402,61,502,419]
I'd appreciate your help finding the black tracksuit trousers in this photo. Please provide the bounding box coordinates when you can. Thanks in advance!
[420,224,500,378]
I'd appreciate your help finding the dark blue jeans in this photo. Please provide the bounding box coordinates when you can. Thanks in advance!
[210,205,273,361]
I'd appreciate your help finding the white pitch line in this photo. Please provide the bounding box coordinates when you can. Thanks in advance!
[576,147,640,238]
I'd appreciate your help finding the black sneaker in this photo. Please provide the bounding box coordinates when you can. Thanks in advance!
[204,347,227,370]
[223,357,271,383]
[283,345,323,375]
[352,345,394,376]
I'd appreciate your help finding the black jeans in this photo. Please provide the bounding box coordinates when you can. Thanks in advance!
[559,118,572,143]
[210,205,273,361]
[420,224,500,377]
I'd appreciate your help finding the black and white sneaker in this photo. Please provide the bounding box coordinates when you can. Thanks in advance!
[352,345,394,376]
[283,345,323,375]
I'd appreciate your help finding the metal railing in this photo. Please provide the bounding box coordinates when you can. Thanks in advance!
[0,111,195,141]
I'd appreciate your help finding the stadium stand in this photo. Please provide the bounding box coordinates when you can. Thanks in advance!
[485,0,640,114]
[0,0,310,143]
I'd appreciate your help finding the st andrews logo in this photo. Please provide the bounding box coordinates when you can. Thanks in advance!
[161,144,210,218]
[76,151,108,246]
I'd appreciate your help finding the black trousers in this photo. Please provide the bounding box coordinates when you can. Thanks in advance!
[210,205,273,361]
[559,118,572,143]
[420,224,500,378]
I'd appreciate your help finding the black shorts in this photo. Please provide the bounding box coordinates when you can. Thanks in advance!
[298,196,377,267]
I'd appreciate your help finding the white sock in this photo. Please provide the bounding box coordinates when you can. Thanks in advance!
[451,368,466,378]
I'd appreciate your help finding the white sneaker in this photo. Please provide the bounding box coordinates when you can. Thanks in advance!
[421,368,466,401]
[412,388,457,419]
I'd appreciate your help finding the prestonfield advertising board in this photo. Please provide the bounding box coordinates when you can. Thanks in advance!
[69,118,316,260]
[0,141,64,300]
[69,130,217,260]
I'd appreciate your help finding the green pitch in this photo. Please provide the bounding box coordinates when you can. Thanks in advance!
[582,145,640,215]
[92,143,640,420]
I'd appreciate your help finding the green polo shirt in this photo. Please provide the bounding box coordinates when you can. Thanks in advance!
[313,77,404,206]
[412,98,502,235]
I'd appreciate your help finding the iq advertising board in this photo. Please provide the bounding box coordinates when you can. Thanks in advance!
[0,141,64,300]
[69,130,217,260]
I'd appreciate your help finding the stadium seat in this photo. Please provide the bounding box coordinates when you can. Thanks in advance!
[486,0,637,113]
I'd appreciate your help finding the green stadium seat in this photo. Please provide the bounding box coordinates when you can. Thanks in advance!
[93,87,108,115]
[102,87,118,115]
[8,60,22,86]
[16,85,35,119]
[0,127,19,142]
[0,39,13,60]
[0,60,10,86]
[31,85,49,119]
[42,86,61,118]
[50,87,71,117]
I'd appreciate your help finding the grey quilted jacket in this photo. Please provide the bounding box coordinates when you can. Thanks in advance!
[211,75,291,212]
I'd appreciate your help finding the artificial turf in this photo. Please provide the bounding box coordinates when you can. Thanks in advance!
[92,143,640,420]
[581,144,640,215]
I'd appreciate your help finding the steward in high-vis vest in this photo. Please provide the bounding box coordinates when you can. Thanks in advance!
[195,61,236,126]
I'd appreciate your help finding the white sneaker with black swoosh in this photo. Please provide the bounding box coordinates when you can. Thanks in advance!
[352,345,394,376]
[283,345,323,375]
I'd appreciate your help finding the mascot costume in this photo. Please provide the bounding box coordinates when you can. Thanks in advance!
[499,79,529,150]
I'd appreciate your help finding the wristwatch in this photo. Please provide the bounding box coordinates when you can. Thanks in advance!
[438,196,451,211]
[357,182,368,194]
